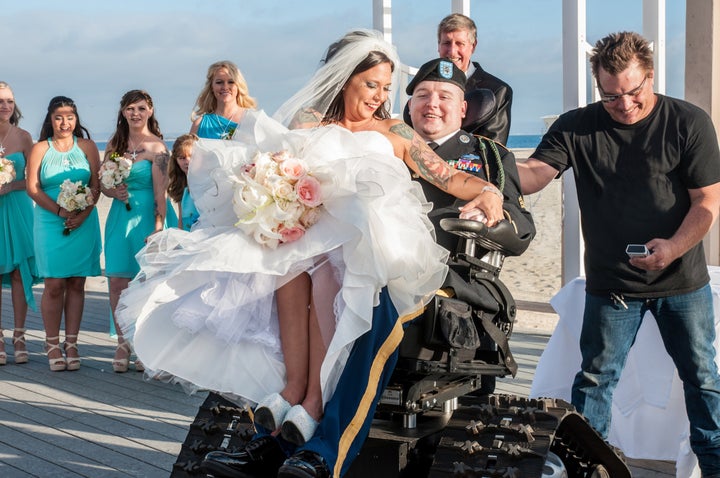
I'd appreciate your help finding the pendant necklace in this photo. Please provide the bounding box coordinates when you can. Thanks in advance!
[220,108,240,140]
[0,125,13,155]
[128,135,146,161]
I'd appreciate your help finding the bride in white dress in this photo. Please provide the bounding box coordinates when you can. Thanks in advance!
[115,29,505,446]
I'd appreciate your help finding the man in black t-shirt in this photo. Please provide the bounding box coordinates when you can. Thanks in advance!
[518,31,720,477]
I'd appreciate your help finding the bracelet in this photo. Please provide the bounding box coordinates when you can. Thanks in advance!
[482,185,503,200]
[56,205,61,216]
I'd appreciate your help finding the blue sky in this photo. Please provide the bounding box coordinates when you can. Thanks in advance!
[4,0,686,139]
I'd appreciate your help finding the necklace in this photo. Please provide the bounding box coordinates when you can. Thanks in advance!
[128,134,146,161]
[219,108,241,140]
[52,136,74,152]
[0,124,13,155]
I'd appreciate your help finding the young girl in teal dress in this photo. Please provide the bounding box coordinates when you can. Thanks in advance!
[0,81,38,366]
[101,90,175,373]
[26,96,102,372]
[167,133,199,231]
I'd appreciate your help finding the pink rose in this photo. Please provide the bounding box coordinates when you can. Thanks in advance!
[279,224,306,244]
[280,157,307,180]
[295,175,322,207]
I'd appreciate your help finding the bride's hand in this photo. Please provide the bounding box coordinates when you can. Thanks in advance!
[460,187,503,227]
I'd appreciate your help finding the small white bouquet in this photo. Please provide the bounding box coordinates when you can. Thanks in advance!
[57,179,94,235]
[99,152,133,210]
[0,156,16,186]
[232,150,323,249]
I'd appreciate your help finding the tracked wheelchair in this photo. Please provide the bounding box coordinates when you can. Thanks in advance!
[375,88,534,426]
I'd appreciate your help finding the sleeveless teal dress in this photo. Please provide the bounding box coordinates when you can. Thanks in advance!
[197,113,238,140]
[104,160,156,278]
[180,187,199,231]
[34,138,101,278]
[0,152,39,308]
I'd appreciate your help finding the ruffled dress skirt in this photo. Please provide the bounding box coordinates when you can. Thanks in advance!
[115,111,448,406]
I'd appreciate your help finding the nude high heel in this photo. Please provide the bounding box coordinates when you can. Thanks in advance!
[45,336,67,372]
[63,334,81,371]
[0,330,6,366]
[13,328,29,364]
[113,341,130,373]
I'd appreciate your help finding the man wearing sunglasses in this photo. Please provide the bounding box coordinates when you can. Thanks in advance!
[518,31,720,477]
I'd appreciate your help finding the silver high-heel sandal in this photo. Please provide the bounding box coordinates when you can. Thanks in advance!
[13,328,29,364]
[63,334,81,371]
[45,336,67,372]
[254,392,292,431]
[281,405,320,446]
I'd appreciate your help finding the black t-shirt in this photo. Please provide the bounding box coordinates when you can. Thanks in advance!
[532,95,720,297]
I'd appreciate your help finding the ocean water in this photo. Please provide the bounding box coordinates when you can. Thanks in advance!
[95,135,542,152]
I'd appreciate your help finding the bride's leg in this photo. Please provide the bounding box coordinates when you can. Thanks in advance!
[276,272,312,405]
[301,298,327,421]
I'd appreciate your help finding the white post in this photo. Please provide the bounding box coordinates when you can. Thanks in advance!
[560,0,588,284]
[451,0,470,15]
[643,0,666,94]
[372,0,393,43]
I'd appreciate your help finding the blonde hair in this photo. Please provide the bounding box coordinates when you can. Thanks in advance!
[167,133,199,203]
[0,81,23,125]
[191,61,257,121]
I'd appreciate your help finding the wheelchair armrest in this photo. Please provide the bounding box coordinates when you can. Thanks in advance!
[439,217,531,257]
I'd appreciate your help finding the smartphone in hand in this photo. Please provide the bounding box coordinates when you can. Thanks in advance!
[626,244,650,258]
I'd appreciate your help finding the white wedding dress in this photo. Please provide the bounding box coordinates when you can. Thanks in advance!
[115,110,449,406]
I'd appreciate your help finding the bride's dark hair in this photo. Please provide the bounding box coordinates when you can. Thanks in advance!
[273,29,400,128]
[321,50,395,124]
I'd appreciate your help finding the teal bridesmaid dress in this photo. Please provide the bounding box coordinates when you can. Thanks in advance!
[33,138,101,278]
[0,152,39,308]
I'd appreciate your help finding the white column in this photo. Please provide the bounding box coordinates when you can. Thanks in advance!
[560,0,588,284]
[451,0,470,15]
[643,0,666,94]
[686,0,720,265]
[372,0,393,43]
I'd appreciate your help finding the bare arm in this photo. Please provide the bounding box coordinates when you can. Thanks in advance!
[388,122,504,226]
[631,182,720,271]
[152,150,171,233]
[516,158,558,195]
[190,116,201,135]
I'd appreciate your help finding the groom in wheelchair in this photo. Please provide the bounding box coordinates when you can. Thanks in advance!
[378,58,535,419]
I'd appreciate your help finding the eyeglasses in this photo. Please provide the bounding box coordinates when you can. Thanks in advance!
[598,76,648,103]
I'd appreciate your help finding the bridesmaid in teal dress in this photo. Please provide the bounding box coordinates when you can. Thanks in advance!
[26,96,102,372]
[189,60,257,140]
[101,90,175,373]
[0,81,38,366]
[167,133,199,231]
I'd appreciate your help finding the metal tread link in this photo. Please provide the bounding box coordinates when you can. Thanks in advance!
[428,394,631,478]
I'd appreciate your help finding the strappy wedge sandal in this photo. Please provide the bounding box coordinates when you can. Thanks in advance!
[0,330,6,366]
[13,328,28,364]
[113,341,131,373]
[45,336,67,372]
[63,334,81,371]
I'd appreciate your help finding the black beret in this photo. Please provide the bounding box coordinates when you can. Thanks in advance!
[406,58,467,95]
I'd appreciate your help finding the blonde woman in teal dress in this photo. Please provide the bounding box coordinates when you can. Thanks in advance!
[26,96,101,372]
[101,90,175,373]
[189,60,257,140]
[0,81,38,366]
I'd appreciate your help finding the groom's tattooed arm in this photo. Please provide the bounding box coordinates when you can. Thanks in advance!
[389,122,452,190]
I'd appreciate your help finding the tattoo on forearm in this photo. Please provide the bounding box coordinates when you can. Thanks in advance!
[154,151,170,175]
[390,124,452,190]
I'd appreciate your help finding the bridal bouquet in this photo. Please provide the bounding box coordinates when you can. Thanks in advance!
[232,150,323,249]
[99,152,133,210]
[57,179,94,235]
[0,157,15,186]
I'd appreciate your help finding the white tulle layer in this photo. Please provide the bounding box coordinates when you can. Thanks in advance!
[115,111,449,405]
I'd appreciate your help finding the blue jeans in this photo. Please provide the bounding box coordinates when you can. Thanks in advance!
[572,284,720,477]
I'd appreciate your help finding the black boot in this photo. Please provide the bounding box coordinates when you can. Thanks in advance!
[277,450,331,478]
[201,436,287,477]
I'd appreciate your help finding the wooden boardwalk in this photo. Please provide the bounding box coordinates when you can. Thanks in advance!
[0,279,676,477]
